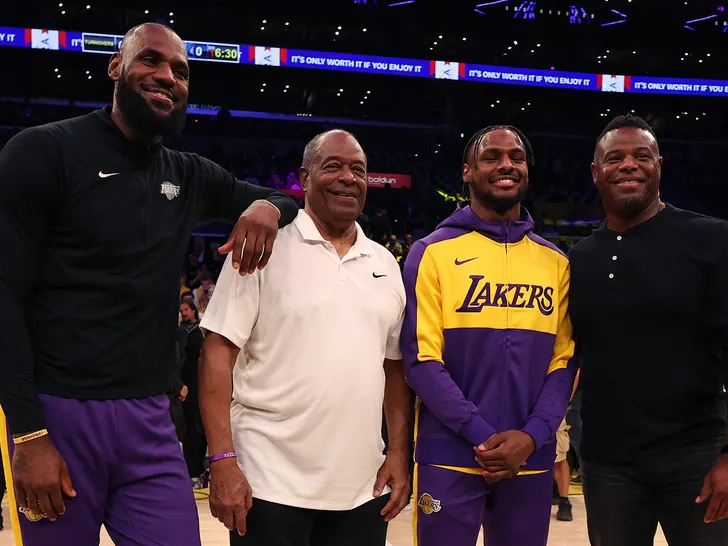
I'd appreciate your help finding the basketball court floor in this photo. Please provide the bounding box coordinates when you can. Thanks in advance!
[0,491,667,546]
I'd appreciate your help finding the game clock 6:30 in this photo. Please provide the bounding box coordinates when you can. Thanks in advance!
[209,44,238,61]
[186,42,239,63]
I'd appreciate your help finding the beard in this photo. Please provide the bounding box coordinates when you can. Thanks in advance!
[116,73,187,137]
[470,180,528,216]
[610,193,653,219]
[601,179,659,220]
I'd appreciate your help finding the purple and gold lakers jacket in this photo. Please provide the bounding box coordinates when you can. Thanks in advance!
[401,203,576,471]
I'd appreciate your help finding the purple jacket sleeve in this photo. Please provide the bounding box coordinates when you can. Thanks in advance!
[401,241,497,446]
[521,261,577,449]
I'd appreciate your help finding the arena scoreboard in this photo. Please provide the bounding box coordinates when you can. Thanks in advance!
[185,41,240,63]
[81,33,122,54]
[78,31,240,64]
[2,25,728,98]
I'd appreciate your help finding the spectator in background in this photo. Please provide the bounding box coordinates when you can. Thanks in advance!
[180,271,192,299]
[178,300,207,489]
[553,369,580,523]
[180,299,199,323]
[181,291,195,305]
[194,272,216,315]
[386,234,403,264]
[269,174,282,189]
[286,171,302,190]
[370,208,392,245]
[401,234,414,266]
[171,299,202,443]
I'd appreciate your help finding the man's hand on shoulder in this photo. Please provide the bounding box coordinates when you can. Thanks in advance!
[218,200,281,276]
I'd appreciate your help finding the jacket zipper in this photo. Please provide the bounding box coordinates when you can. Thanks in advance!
[496,221,512,432]
[504,221,510,330]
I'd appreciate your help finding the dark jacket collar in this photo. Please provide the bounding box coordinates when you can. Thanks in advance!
[92,105,165,161]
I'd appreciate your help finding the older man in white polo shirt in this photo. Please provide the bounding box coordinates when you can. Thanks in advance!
[198,129,413,546]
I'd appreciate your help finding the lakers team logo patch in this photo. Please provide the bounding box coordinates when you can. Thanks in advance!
[19,506,46,522]
[160,181,180,200]
[418,493,442,514]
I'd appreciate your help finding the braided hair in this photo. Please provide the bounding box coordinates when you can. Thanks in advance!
[462,125,536,169]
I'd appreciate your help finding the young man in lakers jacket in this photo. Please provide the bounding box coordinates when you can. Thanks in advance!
[401,125,576,546]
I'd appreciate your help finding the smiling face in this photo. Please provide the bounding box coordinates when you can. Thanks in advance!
[592,127,662,219]
[463,128,529,216]
[108,24,190,137]
[300,131,367,226]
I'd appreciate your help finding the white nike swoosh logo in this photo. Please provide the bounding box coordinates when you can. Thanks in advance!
[98,171,119,178]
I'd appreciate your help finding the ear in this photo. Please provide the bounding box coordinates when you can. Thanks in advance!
[108,52,122,83]
[462,163,472,184]
[300,167,310,191]
[656,156,663,180]
[590,162,598,185]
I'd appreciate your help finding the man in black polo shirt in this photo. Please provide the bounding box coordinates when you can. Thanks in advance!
[0,22,297,546]
[569,114,728,545]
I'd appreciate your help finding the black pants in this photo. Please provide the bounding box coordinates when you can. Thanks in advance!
[230,495,390,546]
[182,399,207,478]
[582,437,728,546]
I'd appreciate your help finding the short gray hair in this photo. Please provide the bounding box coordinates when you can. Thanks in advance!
[301,129,360,170]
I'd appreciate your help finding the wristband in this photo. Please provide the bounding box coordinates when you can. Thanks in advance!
[13,429,49,445]
[209,451,237,464]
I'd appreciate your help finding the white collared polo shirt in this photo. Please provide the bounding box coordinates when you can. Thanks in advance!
[201,209,406,510]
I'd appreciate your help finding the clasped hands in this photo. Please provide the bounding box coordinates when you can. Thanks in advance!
[473,430,536,484]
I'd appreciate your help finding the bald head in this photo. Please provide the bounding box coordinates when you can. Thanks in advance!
[302,129,363,171]
[119,23,186,65]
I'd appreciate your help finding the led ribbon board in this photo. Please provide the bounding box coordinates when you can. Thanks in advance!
[2,26,728,97]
